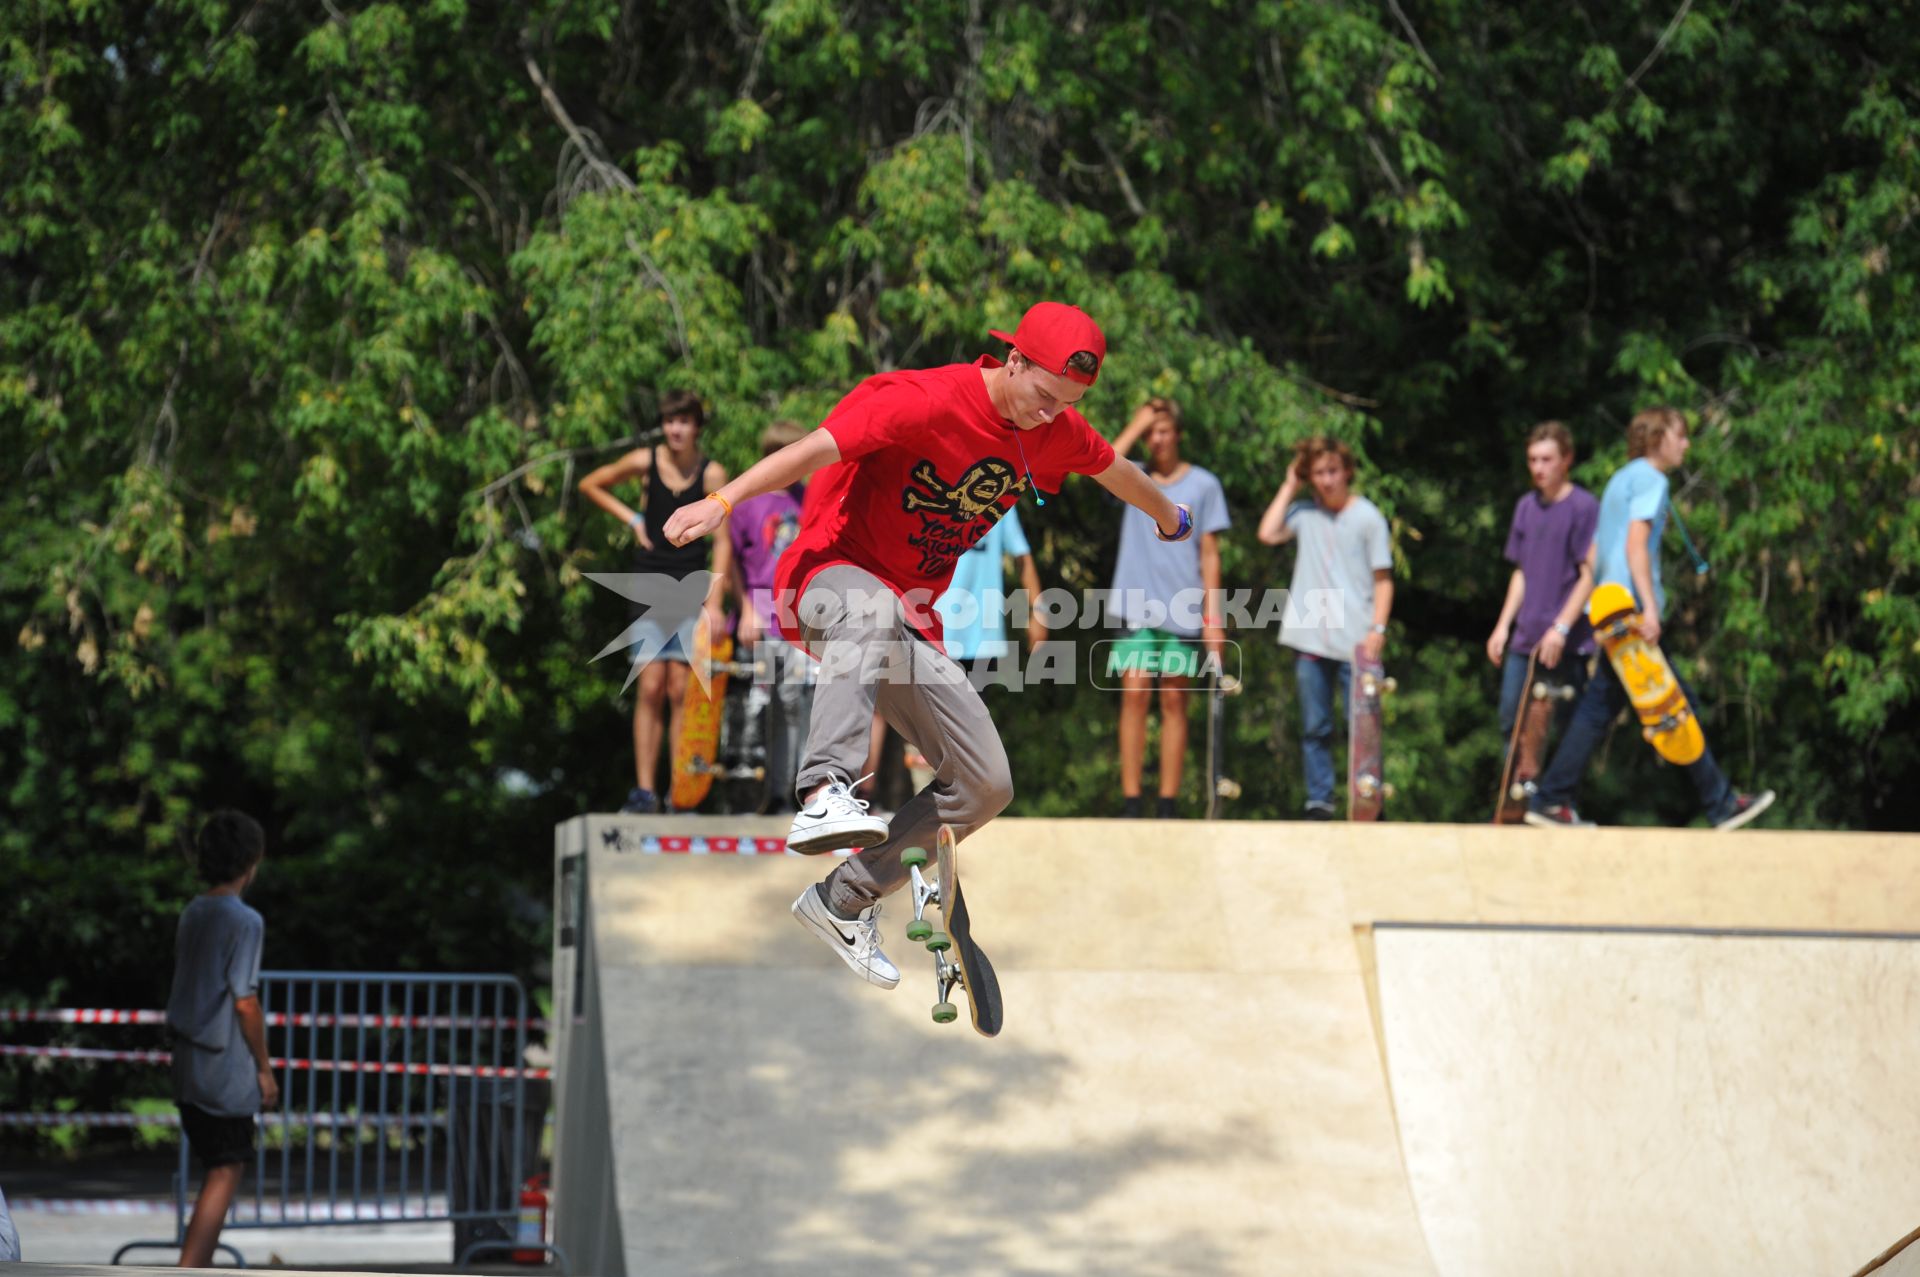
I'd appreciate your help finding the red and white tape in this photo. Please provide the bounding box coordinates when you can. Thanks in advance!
[11,1195,451,1219]
[0,1043,550,1080]
[0,1008,545,1031]
[0,1111,443,1129]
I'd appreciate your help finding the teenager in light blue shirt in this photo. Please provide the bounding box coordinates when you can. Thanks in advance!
[937,505,1045,664]
[1528,407,1775,830]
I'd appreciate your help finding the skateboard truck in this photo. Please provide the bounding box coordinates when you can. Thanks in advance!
[1354,775,1396,800]
[1360,672,1398,698]
[901,847,962,1024]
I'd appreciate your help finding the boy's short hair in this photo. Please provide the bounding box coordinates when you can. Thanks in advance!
[1292,435,1357,482]
[1144,397,1183,431]
[1626,406,1687,460]
[759,420,807,456]
[657,389,706,429]
[197,810,265,886]
[1527,420,1575,459]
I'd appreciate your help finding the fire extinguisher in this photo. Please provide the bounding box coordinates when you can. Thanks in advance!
[513,1174,550,1264]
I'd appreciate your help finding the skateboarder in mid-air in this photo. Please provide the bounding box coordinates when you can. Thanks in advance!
[664,303,1192,989]
[1526,407,1774,830]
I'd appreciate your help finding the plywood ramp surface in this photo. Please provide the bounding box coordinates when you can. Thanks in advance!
[553,816,1920,1277]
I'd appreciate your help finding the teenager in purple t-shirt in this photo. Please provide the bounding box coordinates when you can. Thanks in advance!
[1486,421,1600,746]
[728,420,813,809]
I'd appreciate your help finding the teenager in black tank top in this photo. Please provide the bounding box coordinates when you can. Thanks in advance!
[633,447,711,580]
[576,390,734,814]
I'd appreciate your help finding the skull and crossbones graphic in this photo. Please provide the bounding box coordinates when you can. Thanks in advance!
[899,458,1028,575]
[901,459,1024,523]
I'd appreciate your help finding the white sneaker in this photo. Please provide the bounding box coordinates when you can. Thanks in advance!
[791,885,900,989]
[786,772,890,854]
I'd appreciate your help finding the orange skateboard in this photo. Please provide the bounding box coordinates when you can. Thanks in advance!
[1587,582,1704,764]
[669,625,733,811]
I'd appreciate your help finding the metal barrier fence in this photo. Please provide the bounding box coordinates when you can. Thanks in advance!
[80,970,564,1271]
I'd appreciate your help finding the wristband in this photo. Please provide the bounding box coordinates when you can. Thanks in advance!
[1155,504,1193,542]
[1552,622,1572,637]
[627,512,643,528]
[1369,623,1388,635]
[1203,616,1225,627]
[705,491,733,516]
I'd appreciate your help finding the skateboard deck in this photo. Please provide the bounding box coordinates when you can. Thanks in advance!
[1205,672,1243,820]
[1347,646,1395,821]
[901,826,1002,1037]
[1494,660,1578,824]
[668,626,732,811]
[1588,582,1705,765]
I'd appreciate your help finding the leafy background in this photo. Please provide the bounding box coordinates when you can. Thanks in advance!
[4,0,1916,1121]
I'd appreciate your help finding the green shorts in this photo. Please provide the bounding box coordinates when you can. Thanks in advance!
[1106,628,1202,679]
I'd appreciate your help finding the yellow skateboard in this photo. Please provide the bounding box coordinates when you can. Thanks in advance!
[669,626,732,811]
[1587,582,1704,765]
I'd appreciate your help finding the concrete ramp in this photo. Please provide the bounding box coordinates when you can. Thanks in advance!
[551,816,1920,1276]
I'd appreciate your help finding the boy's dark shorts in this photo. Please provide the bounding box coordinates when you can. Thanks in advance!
[178,1103,253,1170]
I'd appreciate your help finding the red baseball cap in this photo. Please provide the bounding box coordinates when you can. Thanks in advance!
[988,302,1106,386]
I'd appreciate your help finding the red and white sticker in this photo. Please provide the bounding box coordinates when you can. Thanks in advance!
[601,831,851,856]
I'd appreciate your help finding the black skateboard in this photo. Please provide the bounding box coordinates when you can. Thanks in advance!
[1205,671,1243,820]
[900,825,1003,1037]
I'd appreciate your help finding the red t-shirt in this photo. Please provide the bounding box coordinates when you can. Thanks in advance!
[774,356,1116,652]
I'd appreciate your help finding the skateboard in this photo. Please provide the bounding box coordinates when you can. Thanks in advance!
[900,825,1003,1037]
[1588,582,1705,765]
[1494,656,1579,824]
[1205,671,1243,820]
[669,625,738,811]
[1347,646,1396,821]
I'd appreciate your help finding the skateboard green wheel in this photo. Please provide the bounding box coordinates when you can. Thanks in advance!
[926,931,951,952]
[905,919,932,942]
[900,847,929,869]
[932,1002,958,1023]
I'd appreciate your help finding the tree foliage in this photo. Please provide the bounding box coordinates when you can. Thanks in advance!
[4,0,1917,1116]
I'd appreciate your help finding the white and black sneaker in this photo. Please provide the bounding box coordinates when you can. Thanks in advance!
[1713,790,1776,832]
[791,884,900,989]
[786,772,890,854]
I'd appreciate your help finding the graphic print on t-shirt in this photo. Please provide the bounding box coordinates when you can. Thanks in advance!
[900,457,1027,576]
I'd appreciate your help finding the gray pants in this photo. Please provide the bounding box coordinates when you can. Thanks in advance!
[795,565,1014,916]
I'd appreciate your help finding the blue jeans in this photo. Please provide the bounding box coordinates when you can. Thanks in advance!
[1295,653,1350,808]
[1531,658,1736,822]
[1497,649,1590,743]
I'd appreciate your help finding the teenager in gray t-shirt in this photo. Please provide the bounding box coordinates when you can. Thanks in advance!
[1258,437,1395,816]
[167,810,278,1268]
[1106,400,1232,817]
[168,892,267,1116]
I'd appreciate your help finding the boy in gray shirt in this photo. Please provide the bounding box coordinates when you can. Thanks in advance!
[166,810,277,1268]
[1257,437,1395,818]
